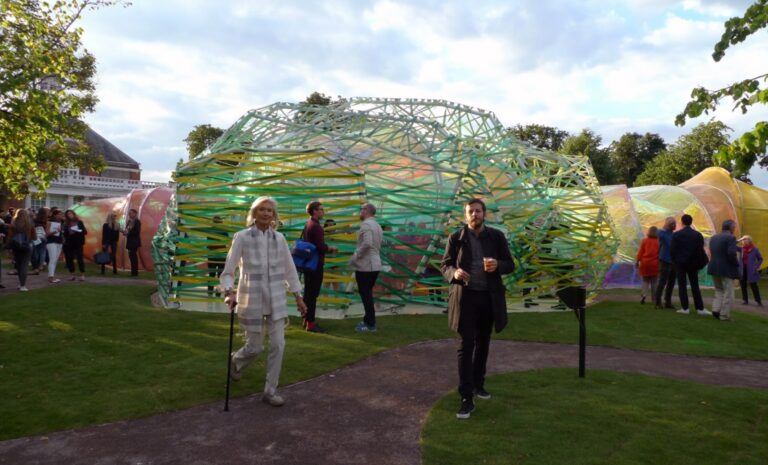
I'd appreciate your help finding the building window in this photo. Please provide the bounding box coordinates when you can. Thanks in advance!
[48,194,68,210]
[30,196,47,211]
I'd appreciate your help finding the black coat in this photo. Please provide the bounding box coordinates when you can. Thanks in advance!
[707,232,739,279]
[102,224,120,246]
[126,218,142,251]
[441,225,515,333]
[671,226,706,271]
[63,220,87,248]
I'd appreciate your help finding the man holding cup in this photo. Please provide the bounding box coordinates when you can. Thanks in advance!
[441,198,515,419]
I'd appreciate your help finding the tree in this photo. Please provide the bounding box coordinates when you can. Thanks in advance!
[507,124,570,152]
[295,91,347,126]
[560,129,614,185]
[0,0,128,197]
[635,121,733,186]
[675,0,768,177]
[183,124,224,159]
[304,91,333,106]
[608,132,666,186]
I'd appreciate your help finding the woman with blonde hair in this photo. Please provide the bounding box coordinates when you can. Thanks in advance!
[220,196,307,406]
[6,209,37,291]
[738,235,763,306]
[636,226,660,304]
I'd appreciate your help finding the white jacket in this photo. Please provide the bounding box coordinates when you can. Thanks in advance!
[349,217,383,272]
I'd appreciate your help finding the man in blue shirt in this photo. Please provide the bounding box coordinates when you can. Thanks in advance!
[654,217,676,309]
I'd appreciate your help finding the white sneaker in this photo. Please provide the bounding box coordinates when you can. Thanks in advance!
[19,286,29,292]
[261,392,285,407]
[676,308,690,314]
[697,309,712,316]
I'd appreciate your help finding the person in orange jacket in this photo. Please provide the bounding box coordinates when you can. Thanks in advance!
[636,226,660,304]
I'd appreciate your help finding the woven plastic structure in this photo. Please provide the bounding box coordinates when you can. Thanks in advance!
[603,167,768,287]
[154,98,618,310]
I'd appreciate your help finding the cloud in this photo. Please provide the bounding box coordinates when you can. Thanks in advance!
[75,0,768,187]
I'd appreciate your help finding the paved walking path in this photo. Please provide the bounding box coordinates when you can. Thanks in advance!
[0,264,155,294]
[2,339,767,465]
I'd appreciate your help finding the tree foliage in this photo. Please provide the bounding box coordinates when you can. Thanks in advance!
[183,124,224,159]
[0,0,128,197]
[635,121,733,186]
[507,123,570,152]
[560,129,614,185]
[675,0,768,177]
[608,132,666,187]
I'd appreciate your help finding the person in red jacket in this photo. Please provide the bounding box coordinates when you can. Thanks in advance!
[636,226,660,304]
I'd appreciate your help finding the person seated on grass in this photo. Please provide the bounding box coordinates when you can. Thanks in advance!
[220,196,307,407]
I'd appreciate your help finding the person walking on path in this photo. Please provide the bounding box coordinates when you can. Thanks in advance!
[349,203,383,332]
[654,217,677,309]
[441,198,515,419]
[62,209,87,282]
[45,209,64,284]
[635,226,660,305]
[6,209,36,292]
[124,208,141,276]
[671,214,711,316]
[220,196,307,407]
[301,201,337,333]
[101,213,120,275]
[707,219,740,321]
[738,235,763,306]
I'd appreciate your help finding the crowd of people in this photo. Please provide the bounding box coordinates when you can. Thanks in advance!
[0,206,143,291]
[636,214,762,321]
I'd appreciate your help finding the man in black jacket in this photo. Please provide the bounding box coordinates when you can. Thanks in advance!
[670,214,710,316]
[441,198,515,419]
[707,219,740,321]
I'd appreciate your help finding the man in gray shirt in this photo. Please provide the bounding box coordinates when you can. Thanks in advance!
[349,203,384,332]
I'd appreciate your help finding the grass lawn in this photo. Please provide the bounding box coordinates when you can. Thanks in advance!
[506,300,768,360]
[1,284,767,440]
[422,369,768,465]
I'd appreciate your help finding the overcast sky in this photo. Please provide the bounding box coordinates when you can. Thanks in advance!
[77,0,768,187]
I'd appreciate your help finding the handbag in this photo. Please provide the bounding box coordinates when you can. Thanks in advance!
[291,227,319,272]
[292,239,318,272]
[695,247,709,270]
[94,250,111,265]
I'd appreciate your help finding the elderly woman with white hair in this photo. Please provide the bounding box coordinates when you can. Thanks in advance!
[220,196,307,406]
[738,235,763,307]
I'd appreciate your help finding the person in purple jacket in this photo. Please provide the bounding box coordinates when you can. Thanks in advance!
[301,201,337,333]
[738,235,763,306]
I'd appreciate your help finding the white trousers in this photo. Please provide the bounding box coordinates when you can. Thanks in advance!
[46,243,63,278]
[712,276,735,318]
[232,316,286,395]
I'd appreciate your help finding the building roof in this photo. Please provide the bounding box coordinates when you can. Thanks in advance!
[84,128,139,169]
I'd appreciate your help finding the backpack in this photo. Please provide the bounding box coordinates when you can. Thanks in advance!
[10,232,31,253]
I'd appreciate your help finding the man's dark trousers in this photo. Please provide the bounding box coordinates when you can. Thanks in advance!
[303,267,324,323]
[457,288,493,399]
[655,261,675,306]
[355,271,379,327]
[677,267,704,310]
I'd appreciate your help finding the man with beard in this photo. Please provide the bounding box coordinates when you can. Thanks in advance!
[441,198,515,419]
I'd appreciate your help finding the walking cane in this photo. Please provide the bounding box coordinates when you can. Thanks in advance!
[224,302,236,412]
